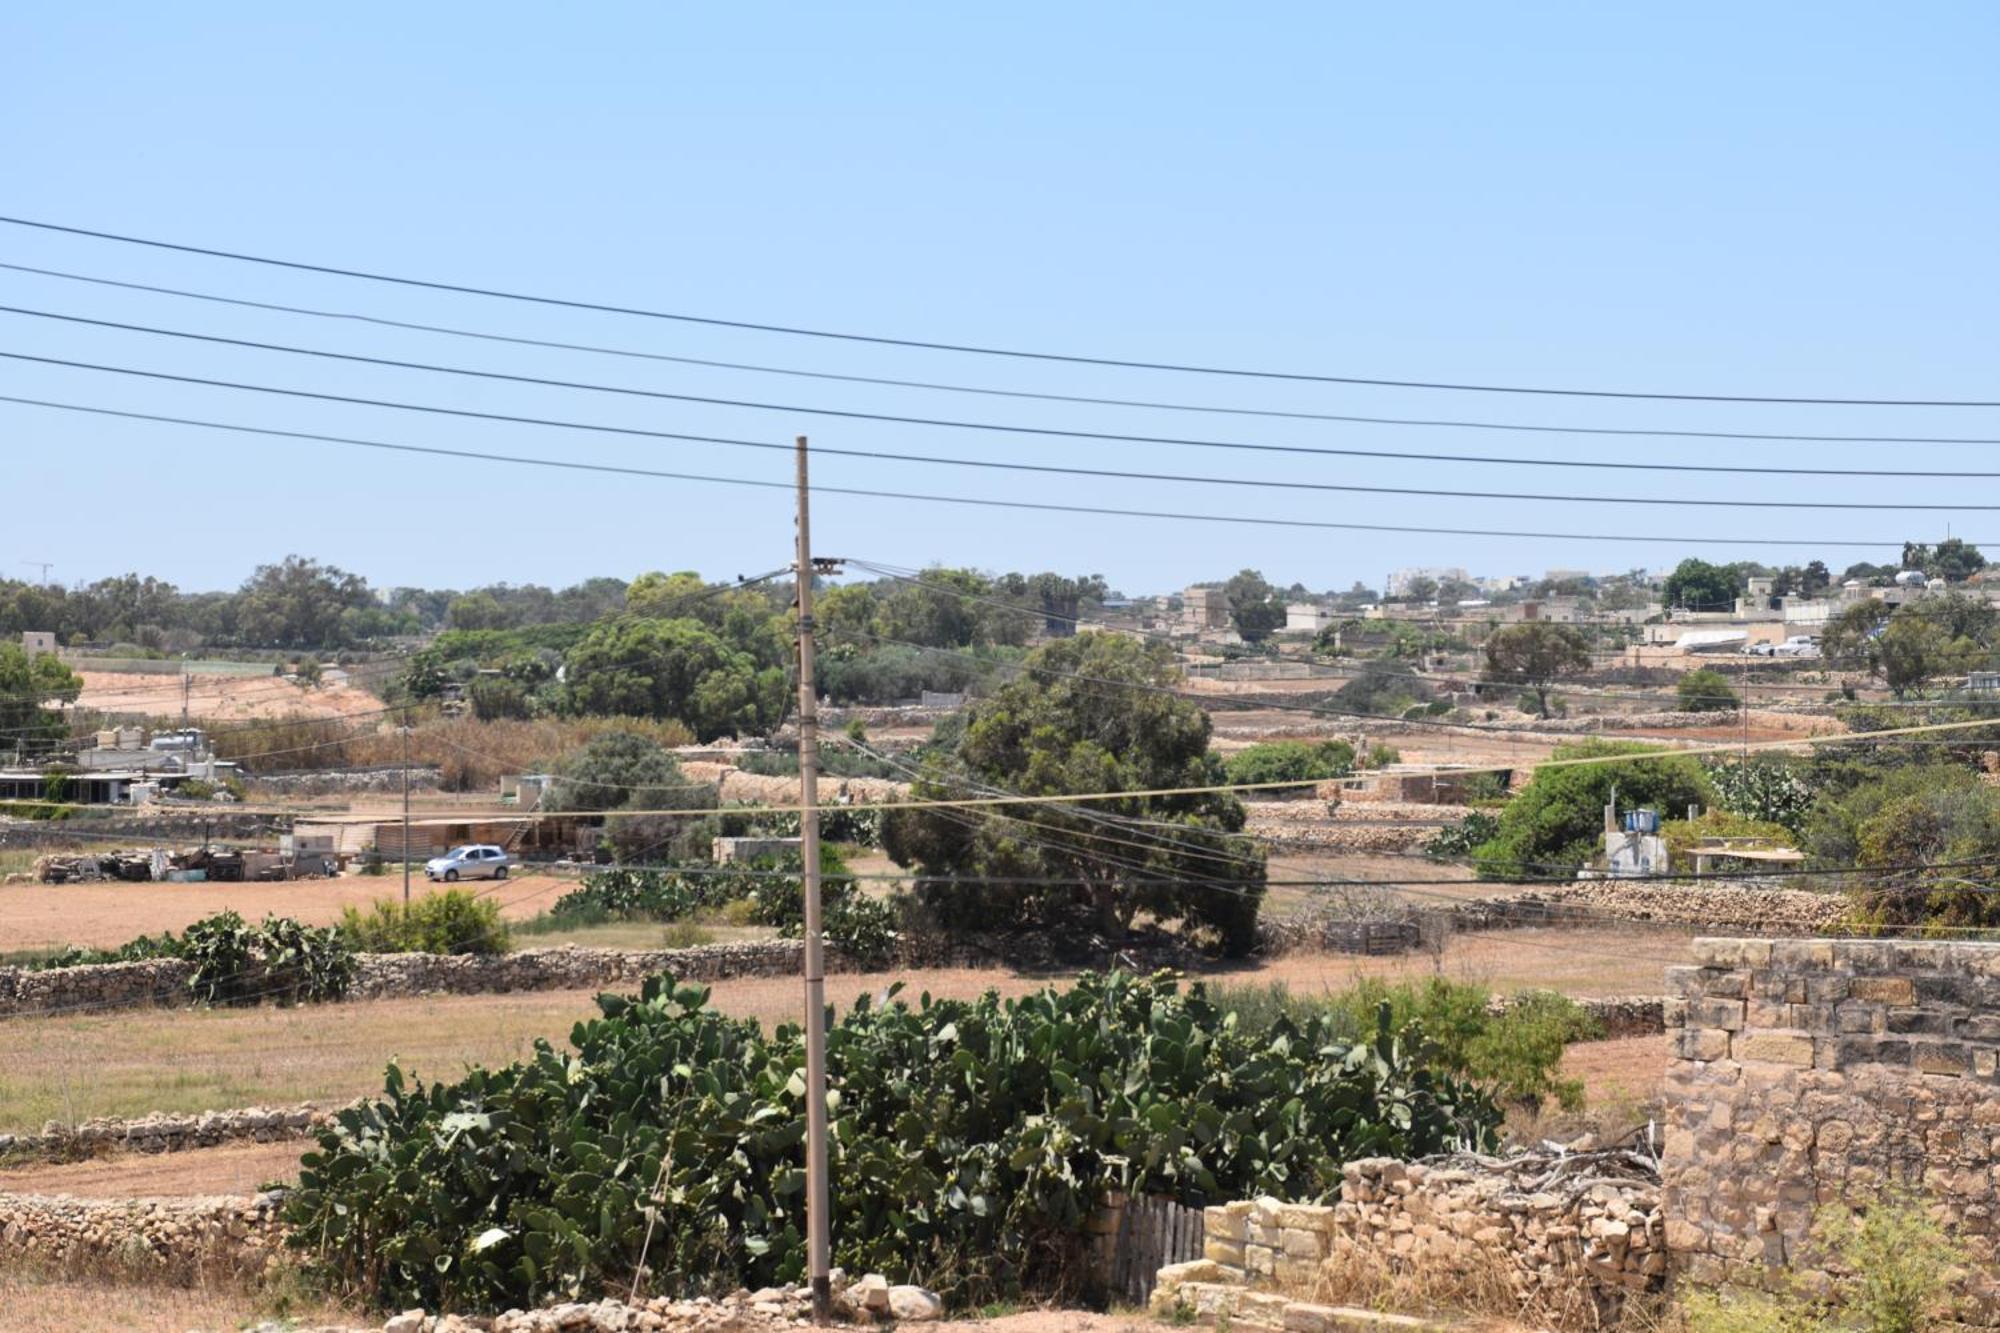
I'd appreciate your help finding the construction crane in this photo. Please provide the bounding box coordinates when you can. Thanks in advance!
[19,559,53,584]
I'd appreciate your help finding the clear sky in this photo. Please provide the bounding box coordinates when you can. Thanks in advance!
[3,3,1995,597]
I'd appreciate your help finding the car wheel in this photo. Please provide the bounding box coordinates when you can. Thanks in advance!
[445,869,459,883]
[495,866,509,880]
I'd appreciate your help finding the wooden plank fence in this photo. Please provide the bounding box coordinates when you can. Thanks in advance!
[1108,1194,1206,1305]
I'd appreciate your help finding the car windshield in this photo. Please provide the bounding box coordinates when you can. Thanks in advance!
[447,846,477,858]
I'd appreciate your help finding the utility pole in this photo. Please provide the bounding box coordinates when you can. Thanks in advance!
[401,710,413,906]
[794,435,834,1324]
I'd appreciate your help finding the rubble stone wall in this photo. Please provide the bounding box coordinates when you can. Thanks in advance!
[0,1190,285,1276]
[0,939,989,1020]
[1183,1158,1662,1322]
[1662,937,2000,1320]
[0,1103,334,1158]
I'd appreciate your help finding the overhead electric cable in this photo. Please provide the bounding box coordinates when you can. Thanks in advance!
[0,389,1959,549]
[16,305,2000,497]
[9,258,2000,456]
[3,215,1994,405]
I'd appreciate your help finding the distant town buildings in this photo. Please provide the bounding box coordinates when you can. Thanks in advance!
[1384,567,1468,598]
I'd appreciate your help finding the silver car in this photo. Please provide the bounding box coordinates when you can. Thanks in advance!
[424,843,513,882]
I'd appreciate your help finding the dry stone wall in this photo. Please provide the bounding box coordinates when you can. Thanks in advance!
[0,939,987,1020]
[0,1189,285,1277]
[1662,937,2000,1320]
[1182,1156,1662,1324]
[0,1103,334,1158]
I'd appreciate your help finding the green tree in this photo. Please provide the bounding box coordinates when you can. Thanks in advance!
[232,556,376,649]
[1223,569,1286,643]
[874,567,990,648]
[563,619,788,741]
[1662,558,1739,612]
[0,642,81,756]
[445,591,511,630]
[881,634,1266,953]
[543,730,707,814]
[1472,739,1714,880]
[1483,622,1591,717]
[1676,666,1739,713]
[1903,537,1986,582]
[1821,599,1893,672]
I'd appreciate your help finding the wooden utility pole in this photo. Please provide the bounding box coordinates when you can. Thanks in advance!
[401,711,413,906]
[793,435,834,1323]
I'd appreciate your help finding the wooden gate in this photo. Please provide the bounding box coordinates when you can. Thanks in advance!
[1108,1194,1206,1305]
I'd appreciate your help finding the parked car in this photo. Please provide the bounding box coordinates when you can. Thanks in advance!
[424,844,513,882]
[1773,636,1821,658]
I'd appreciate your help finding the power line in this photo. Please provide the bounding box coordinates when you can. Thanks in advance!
[10,258,2000,455]
[3,214,1994,406]
[0,387,1951,549]
[18,304,2000,502]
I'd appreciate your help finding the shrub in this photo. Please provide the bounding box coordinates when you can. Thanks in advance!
[286,970,1500,1311]
[1222,740,1355,788]
[1677,667,1740,713]
[1472,739,1713,880]
[1662,811,1795,872]
[1706,756,1816,833]
[340,891,511,956]
[1423,811,1500,860]
[178,911,352,1006]
[1210,978,1599,1111]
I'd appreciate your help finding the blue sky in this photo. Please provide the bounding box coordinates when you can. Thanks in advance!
[2,3,1995,596]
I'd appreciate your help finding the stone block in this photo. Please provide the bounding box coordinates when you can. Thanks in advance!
[1887,1008,1951,1037]
[1849,976,1916,1006]
[1691,998,1746,1031]
[1157,1259,1229,1290]
[1283,1303,1341,1333]
[1961,1015,2000,1043]
[1274,1203,1336,1231]
[1704,970,1751,1000]
[1772,939,1836,969]
[1245,1243,1277,1277]
[1835,1004,1885,1035]
[1675,1028,1731,1061]
[1694,939,1773,969]
[1206,1207,1249,1243]
[1735,1033,1815,1067]
[1204,1237,1247,1269]
[1664,966,1708,1000]
[1806,974,1851,1003]
[1916,1043,1972,1077]
[1280,1227,1327,1259]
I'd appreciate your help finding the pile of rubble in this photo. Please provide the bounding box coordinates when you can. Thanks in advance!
[25,843,323,885]
[251,1275,942,1333]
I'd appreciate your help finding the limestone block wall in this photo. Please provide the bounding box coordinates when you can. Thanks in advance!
[1662,937,2000,1318]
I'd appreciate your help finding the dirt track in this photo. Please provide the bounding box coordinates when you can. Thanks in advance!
[0,872,577,952]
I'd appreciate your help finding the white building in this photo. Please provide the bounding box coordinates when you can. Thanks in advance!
[1283,603,1329,634]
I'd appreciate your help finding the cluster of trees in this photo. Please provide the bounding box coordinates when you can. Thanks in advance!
[0,558,405,653]
[817,568,1108,649]
[0,642,82,757]
[1821,593,2000,694]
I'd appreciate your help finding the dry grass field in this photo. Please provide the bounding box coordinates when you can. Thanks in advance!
[0,925,1694,1135]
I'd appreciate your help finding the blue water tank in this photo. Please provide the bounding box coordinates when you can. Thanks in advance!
[1624,809,1659,834]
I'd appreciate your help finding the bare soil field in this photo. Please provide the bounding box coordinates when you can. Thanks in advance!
[0,1137,305,1198]
[74,670,385,723]
[0,1269,358,1333]
[0,927,1694,1134]
[0,872,579,953]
